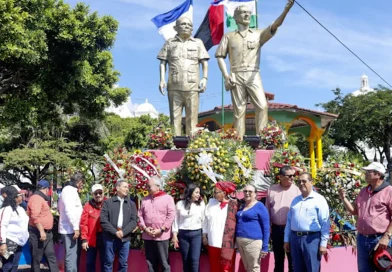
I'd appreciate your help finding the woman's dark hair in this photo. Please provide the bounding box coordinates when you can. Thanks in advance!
[2,186,19,213]
[184,183,203,210]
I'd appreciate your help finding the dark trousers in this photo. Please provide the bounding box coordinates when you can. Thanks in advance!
[102,233,130,272]
[271,224,293,272]
[86,233,104,272]
[290,232,321,272]
[29,228,59,272]
[144,239,170,272]
[0,245,22,272]
[178,229,202,272]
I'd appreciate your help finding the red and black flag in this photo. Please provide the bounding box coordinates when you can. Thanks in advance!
[194,3,224,51]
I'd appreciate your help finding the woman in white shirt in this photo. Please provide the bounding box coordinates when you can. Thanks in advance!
[0,186,29,272]
[202,181,238,272]
[172,184,205,272]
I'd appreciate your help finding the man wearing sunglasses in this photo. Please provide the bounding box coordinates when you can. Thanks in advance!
[80,184,105,272]
[266,166,300,272]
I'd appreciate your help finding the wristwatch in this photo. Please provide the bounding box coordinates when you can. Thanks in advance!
[385,232,392,239]
[161,228,165,233]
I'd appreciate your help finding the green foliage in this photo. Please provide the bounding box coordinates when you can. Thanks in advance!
[288,133,335,160]
[1,139,74,184]
[0,0,130,127]
[317,86,392,168]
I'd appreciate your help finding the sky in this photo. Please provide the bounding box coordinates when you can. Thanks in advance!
[65,0,392,116]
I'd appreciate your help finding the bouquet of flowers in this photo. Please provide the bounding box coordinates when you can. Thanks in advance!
[128,150,160,199]
[315,155,364,218]
[100,147,131,195]
[269,146,307,183]
[100,148,160,199]
[147,126,174,149]
[164,179,186,202]
[217,128,240,140]
[181,130,254,196]
[259,120,286,149]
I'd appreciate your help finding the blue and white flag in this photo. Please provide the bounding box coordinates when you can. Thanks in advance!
[151,0,193,40]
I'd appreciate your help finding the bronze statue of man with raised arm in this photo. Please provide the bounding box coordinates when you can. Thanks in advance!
[216,0,294,139]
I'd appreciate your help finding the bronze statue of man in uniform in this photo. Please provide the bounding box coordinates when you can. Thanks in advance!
[216,0,294,139]
[158,17,210,136]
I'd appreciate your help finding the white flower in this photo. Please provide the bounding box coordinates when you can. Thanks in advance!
[325,182,329,187]
[347,184,352,189]
[326,189,331,193]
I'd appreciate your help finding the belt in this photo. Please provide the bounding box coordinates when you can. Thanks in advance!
[29,226,52,233]
[231,67,259,73]
[359,233,383,238]
[292,231,320,236]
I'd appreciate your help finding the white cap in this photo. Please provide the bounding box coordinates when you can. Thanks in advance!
[0,184,4,190]
[12,185,21,192]
[91,184,103,193]
[362,162,386,174]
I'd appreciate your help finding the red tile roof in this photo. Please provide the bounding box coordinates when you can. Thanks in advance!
[199,102,338,118]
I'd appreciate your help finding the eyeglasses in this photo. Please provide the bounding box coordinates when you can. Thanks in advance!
[94,191,103,196]
[243,190,255,194]
[283,174,296,178]
[298,180,309,184]
[365,170,378,174]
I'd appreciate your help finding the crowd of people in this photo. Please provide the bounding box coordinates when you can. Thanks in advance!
[0,161,390,272]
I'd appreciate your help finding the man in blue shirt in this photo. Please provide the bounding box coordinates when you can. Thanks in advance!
[283,172,330,272]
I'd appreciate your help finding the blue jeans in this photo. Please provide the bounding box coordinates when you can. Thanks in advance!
[178,229,202,272]
[0,245,22,272]
[86,233,104,272]
[102,233,130,272]
[357,233,392,272]
[290,232,321,272]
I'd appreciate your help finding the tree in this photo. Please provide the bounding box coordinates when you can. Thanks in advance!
[317,86,392,170]
[1,139,74,185]
[0,0,130,128]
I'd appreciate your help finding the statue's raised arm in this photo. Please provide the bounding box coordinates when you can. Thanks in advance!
[215,0,293,139]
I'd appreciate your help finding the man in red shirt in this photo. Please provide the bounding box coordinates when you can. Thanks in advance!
[80,184,105,272]
[27,180,58,272]
[339,162,392,272]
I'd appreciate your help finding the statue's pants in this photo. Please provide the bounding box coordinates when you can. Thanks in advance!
[168,90,199,136]
[230,71,268,138]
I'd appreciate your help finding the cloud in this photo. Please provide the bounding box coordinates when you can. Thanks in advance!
[260,8,392,91]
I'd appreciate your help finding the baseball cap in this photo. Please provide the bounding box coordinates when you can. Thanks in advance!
[362,162,386,174]
[37,180,50,189]
[371,247,392,271]
[91,184,103,193]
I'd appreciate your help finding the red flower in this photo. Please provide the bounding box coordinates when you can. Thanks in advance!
[332,234,341,241]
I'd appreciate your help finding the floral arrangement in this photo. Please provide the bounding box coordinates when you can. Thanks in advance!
[217,128,240,140]
[315,155,364,222]
[147,126,174,149]
[269,146,307,183]
[315,154,365,248]
[180,130,254,196]
[164,179,186,202]
[100,148,160,199]
[129,150,160,198]
[259,120,286,149]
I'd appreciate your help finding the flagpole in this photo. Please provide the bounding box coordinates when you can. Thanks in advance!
[255,0,259,28]
[219,1,225,132]
[221,75,225,131]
